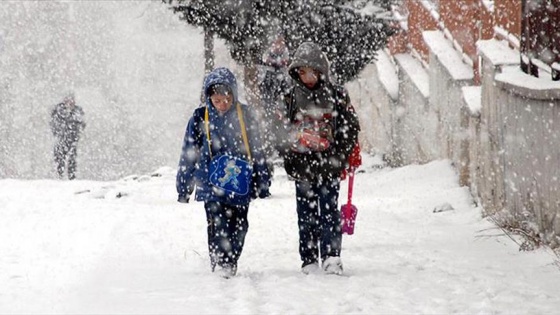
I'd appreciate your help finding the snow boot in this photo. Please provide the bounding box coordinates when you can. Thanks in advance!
[323,256,343,275]
[301,262,320,275]
[215,264,237,279]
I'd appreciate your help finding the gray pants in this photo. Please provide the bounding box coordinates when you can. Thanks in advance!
[54,140,78,180]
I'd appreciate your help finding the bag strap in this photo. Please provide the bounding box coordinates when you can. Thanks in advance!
[204,107,212,159]
[204,103,252,160]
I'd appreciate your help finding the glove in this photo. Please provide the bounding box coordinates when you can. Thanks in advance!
[341,144,362,180]
[348,143,362,168]
[177,195,189,203]
[251,181,270,200]
[298,130,330,151]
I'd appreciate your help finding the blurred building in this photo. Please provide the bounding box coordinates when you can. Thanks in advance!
[388,0,559,82]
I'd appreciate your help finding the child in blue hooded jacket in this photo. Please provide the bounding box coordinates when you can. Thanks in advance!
[176,67,270,278]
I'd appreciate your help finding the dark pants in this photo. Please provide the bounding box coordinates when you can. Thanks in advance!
[295,178,342,266]
[204,202,249,271]
[54,140,78,180]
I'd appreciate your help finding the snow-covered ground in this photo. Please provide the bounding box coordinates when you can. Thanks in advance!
[2,156,559,314]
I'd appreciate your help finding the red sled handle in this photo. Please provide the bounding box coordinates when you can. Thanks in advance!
[347,167,355,206]
[341,167,358,235]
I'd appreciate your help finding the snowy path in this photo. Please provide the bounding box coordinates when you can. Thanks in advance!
[1,157,559,314]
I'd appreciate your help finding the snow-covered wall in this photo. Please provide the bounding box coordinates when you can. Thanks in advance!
[394,53,437,166]
[478,39,560,243]
[424,31,474,186]
[365,32,560,246]
[346,55,395,158]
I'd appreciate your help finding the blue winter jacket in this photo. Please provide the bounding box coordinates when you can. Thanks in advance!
[176,67,271,205]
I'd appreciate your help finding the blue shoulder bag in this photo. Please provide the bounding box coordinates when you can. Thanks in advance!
[205,104,253,199]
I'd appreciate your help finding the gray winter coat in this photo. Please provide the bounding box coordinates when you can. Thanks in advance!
[50,103,86,144]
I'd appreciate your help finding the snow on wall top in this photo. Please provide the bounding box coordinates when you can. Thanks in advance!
[375,50,399,101]
[477,39,519,66]
[423,30,474,81]
[496,66,560,100]
[481,0,495,12]
[462,86,482,116]
[394,53,429,98]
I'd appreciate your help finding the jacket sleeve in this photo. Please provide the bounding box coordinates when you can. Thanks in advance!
[176,111,203,198]
[50,106,59,136]
[326,88,361,171]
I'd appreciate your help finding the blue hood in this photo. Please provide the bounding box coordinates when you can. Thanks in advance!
[203,67,239,109]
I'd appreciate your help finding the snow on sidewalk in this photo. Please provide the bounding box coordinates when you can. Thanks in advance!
[1,156,559,314]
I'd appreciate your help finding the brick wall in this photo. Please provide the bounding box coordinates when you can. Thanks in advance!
[405,0,437,61]
[494,0,521,35]
[392,0,521,83]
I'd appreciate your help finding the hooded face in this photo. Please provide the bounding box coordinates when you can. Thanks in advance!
[209,84,233,114]
[297,66,321,89]
[288,42,330,89]
[203,67,238,114]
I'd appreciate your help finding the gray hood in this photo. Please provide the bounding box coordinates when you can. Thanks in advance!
[288,42,330,84]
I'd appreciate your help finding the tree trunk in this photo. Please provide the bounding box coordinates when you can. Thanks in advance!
[201,28,214,103]
[204,28,214,75]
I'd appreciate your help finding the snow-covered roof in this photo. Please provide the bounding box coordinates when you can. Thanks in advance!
[496,66,560,100]
[394,53,429,98]
[423,30,474,81]
[462,86,482,116]
[375,50,399,101]
[477,39,518,67]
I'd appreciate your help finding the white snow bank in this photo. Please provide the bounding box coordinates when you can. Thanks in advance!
[423,30,474,81]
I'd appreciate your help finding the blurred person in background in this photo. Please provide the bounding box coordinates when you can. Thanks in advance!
[258,34,292,178]
[49,92,86,180]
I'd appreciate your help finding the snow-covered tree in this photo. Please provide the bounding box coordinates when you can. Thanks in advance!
[164,0,395,84]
